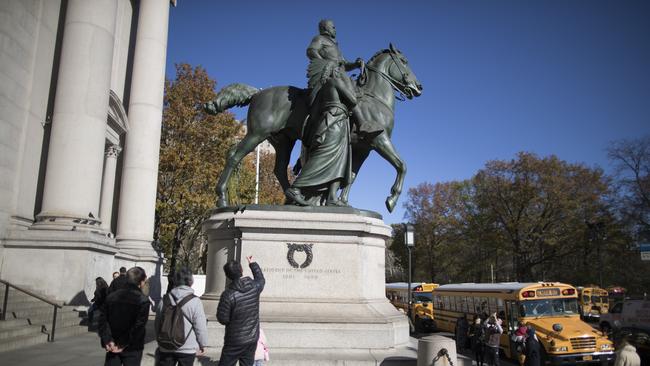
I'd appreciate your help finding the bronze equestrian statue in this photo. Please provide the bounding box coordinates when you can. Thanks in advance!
[205,22,422,212]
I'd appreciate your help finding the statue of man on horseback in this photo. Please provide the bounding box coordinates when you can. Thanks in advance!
[287,19,383,206]
[203,20,422,212]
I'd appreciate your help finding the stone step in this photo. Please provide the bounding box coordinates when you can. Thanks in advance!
[52,323,92,339]
[4,306,83,320]
[0,323,44,340]
[0,330,49,353]
[3,311,85,331]
[0,318,30,329]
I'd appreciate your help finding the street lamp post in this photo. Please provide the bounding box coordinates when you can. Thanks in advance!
[404,224,415,313]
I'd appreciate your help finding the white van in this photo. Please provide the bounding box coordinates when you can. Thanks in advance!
[600,299,650,332]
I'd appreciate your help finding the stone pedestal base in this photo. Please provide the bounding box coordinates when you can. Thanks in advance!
[201,205,409,353]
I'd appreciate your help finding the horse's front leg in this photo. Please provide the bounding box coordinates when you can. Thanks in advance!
[370,133,406,213]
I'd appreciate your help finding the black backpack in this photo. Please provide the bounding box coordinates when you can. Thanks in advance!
[156,293,196,350]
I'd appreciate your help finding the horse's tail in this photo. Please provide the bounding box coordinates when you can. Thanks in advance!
[211,83,260,113]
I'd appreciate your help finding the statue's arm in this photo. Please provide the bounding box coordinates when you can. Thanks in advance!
[343,58,364,71]
[306,36,324,60]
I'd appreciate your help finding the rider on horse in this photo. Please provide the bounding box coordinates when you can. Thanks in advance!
[286,20,385,206]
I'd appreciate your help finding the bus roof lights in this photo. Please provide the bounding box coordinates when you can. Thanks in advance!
[562,289,576,296]
[522,290,535,298]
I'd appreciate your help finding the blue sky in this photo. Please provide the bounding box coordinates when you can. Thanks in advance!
[166,0,650,224]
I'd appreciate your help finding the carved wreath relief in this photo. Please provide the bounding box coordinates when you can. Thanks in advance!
[286,243,313,269]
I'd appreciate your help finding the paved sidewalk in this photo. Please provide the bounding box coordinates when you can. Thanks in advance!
[1,328,106,366]
[0,323,502,366]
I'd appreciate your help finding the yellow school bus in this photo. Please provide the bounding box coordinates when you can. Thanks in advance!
[386,282,439,332]
[577,286,609,321]
[433,283,614,365]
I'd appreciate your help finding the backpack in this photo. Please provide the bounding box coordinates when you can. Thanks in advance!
[156,293,196,350]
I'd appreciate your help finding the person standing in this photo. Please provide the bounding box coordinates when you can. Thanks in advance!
[514,322,529,366]
[614,333,641,366]
[108,266,128,293]
[455,314,469,351]
[98,267,150,366]
[484,314,503,366]
[155,267,208,366]
[523,327,541,366]
[469,316,486,366]
[217,256,265,366]
[88,277,108,324]
[253,328,270,366]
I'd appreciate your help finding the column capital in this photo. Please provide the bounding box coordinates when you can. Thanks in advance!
[105,145,122,158]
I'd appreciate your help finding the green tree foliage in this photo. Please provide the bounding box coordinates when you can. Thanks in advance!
[473,152,610,281]
[389,151,650,295]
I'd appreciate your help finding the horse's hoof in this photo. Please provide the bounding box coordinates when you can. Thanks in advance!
[385,196,397,213]
[285,188,310,206]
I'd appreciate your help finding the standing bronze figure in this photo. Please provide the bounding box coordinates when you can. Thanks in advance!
[205,23,422,212]
[285,20,366,206]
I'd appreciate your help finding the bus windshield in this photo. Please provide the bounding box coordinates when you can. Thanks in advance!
[520,298,580,317]
[591,296,607,304]
[413,292,433,303]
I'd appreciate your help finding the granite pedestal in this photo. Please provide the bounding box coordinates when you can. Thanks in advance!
[201,205,410,360]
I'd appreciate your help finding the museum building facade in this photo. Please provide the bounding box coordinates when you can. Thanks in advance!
[0,0,173,304]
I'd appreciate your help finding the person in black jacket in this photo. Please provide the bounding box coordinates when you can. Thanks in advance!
[217,256,265,366]
[98,266,150,366]
[88,277,108,324]
[108,266,128,293]
[524,326,541,366]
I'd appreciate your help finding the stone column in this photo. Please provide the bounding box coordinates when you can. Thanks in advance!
[99,145,122,231]
[115,0,170,258]
[35,0,118,230]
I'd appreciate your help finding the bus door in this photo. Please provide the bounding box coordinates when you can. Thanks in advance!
[505,300,519,358]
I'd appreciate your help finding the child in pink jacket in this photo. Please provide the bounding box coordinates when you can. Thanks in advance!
[254,328,270,366]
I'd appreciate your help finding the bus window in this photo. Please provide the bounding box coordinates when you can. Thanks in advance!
[583,295,589,303]
[467,297,474,314]
[489,297,497,314]
[459,297,467,313]
[434,294,442,309]
[591,295,607,304]
[520,298,580,317]
[451,296,458,311]
[413,292,432,304]
[479,298,489,317]
[443,296,450,310]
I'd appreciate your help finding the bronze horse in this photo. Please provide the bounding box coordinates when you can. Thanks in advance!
[205,44,422,212]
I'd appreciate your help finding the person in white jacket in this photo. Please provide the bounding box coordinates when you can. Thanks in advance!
[484,314,503,366]
[614,333,641,366]
[155,267,208,366]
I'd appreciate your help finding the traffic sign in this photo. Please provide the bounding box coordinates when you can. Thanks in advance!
[639,243,650,252]
[642,251,650,261]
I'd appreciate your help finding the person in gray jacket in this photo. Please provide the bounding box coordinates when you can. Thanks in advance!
[155,267,208,366]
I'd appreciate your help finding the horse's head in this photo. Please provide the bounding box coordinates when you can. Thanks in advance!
[366,44,422,99]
